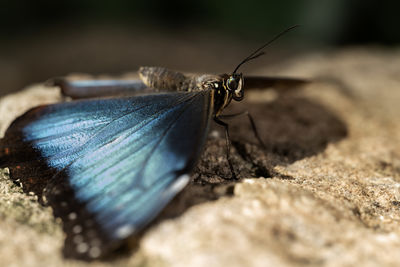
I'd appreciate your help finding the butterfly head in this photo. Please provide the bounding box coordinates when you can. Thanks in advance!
[225,25,299,103]
[224,73,244,101]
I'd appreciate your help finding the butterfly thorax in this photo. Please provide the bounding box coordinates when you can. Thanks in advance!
[138,66,243,116]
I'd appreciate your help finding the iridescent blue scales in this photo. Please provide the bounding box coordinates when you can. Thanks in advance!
[0,90,213,259]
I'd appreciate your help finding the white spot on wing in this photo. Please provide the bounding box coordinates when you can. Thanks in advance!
[76,242,89,253]
[68,212,77,220]
[162,174,190,198]
[89,247,101,258]
[73,225,83,234]
[115,224,135,239]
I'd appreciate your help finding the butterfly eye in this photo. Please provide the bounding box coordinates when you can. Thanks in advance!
[227,77,238,91]
[227,74,244,101]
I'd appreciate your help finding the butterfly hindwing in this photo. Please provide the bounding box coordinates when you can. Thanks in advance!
[0,91,213,259]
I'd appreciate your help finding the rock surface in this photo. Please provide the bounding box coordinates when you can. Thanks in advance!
[1,48,400,266]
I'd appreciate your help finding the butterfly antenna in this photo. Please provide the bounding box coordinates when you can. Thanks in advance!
[233,25,300,74]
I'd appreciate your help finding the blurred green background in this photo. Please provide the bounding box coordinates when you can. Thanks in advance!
[0,0,399,96]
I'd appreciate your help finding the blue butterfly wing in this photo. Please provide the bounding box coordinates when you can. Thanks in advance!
[0,91,213,259]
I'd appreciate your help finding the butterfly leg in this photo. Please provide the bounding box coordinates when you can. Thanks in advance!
[213,116,238,180]
[219,111,266,149]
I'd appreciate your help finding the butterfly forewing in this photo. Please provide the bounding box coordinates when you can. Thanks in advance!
[0,90,213,259]
[53,78,148,99]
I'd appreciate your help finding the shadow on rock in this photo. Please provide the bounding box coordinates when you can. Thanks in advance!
[161,90,347,219]
[232,94,348,163]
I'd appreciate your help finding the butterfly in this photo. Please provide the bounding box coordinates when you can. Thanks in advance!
[0,26,307,260]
